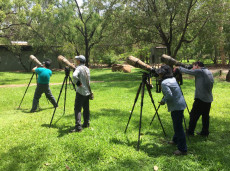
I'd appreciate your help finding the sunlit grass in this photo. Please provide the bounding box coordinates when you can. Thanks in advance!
[0,69,230,170]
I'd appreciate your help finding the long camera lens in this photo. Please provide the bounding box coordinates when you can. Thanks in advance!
[161,54,192,69]
[29,55,43,67]
[127,56,153,72]
[58,55,76,70]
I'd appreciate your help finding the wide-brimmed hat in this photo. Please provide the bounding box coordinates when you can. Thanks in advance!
[75,55,86,63]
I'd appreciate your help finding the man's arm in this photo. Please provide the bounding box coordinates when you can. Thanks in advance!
[72,68,80,84]
[161,83,173,104]
[179,67,200,76]
[32,66,37,72]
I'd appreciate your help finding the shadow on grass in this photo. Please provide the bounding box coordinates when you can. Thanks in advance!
[18,107,54,113]
[42,122,74,138]
[0,144,47,170]
[0,72,34,85]
[42,111,75,137]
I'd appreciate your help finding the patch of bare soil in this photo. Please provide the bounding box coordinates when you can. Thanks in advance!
[0,81,103,88]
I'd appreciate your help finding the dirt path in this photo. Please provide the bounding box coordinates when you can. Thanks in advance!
[0,81,103,88]
[0,67,228,88]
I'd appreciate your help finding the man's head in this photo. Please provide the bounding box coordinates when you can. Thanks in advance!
[156,65,173,79]
[193,61,204,69]
[43,60,51,68]
[75,55,86,64]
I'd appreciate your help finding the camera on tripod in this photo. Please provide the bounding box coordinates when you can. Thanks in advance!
[49,55,76,127]
[127,56,162,92]
[161,54,192,85]
[58,55,76,70]
[29,55,43,67]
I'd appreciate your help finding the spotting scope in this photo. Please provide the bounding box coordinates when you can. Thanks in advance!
[161,54,192,69]
[58,55,76,70]
[29,55,43,67]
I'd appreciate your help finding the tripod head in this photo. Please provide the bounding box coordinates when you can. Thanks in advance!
[140,72,153,89]
[140,71,162,93]
[65,67,70,77]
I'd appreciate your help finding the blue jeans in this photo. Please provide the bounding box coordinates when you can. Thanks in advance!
[171,110,187,152]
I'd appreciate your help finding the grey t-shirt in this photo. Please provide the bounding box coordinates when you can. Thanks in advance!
[73,64,90,96]
[179,67,214,103]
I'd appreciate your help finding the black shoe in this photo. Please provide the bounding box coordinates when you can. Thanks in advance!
[173,150,187,156]
[168,141,176,145]
[70,128,82,133]
[196,131,209,137]
[82,123,90,128]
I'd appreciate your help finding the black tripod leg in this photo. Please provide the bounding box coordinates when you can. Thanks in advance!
[18,73,35,109]
[137,82,145,151]
[146,85,167,137]
[124,83,142,133]
[150,103,161,126]
[69,76,76,91]
[150,96,164,125]
[184,105,190,140]
[49,76,67,127]
[179,85,190,140]
[63,76,68,114]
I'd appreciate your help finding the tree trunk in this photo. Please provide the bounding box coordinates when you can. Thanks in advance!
[219,26,226,65]
[226,70,230,82]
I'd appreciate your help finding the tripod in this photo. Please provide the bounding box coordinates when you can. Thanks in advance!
[49,67,76,127]
[124,72,166,150]
[18,72,37,109]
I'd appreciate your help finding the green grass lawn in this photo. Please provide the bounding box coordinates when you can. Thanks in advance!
[0,68,230,170]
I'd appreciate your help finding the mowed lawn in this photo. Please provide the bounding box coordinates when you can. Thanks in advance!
[0,68,230,170]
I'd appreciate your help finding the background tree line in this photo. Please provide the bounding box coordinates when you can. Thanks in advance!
[0,0,229,67]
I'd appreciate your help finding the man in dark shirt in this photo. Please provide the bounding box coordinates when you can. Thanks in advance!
[178,61,214,136]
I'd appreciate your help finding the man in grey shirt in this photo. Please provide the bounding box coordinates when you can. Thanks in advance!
[178,61,214,136]
[71,55,91,132]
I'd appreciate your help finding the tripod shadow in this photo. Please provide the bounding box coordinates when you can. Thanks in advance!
[19,107,55,113]
[110,135,172,157]
[41,116,74,138]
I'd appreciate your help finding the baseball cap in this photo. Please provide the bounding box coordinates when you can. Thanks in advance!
[43,60,51,68]
[75,55,86,63]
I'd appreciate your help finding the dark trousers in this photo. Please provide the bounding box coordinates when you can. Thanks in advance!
[74,93,90,130]
[171,110,187,152]
[31,84,57,111]
[188,98,211,135]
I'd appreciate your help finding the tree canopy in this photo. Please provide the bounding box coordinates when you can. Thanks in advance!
[0,0,229,65]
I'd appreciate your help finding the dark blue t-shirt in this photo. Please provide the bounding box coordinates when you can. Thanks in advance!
[35,68,52,84]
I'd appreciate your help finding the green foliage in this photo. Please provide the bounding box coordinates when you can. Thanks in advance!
[0,0,229,65]
[0,70,230,170]
[95,51,123,66]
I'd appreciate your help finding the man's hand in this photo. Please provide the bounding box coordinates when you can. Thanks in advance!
[159,101,165,105]
[76,81,82,87]
[32,66,37,72]
[173,66,179,72]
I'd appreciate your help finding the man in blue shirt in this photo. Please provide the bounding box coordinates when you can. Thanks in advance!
[157,65,187,155]
[30,60,57,112]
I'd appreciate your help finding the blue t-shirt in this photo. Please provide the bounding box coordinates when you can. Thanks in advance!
[35,68,52,84]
